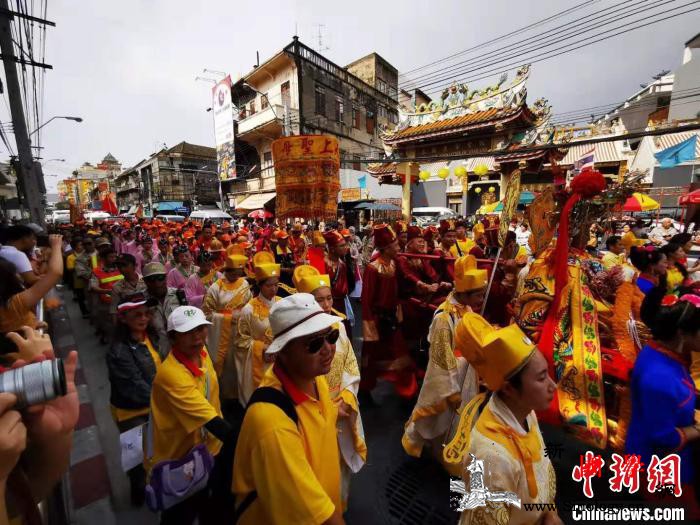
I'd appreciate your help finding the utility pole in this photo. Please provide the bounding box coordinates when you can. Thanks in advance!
[0,0,46,227]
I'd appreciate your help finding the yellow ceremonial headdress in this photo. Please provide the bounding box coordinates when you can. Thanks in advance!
[224,254,248,270]
[252,251,280,281]
[454,255,488,293]
[292,264,331,294]
[312,230,326,247]
[455,312,535,391]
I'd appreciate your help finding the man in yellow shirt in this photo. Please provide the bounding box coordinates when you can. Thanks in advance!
[600,235,628,269]
[450,220,476,258]
[147,305,233,524]
[232,293,346,525]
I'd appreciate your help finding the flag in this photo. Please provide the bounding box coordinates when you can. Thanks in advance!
[574,147,595,172]
[655,135,697,168]
[358,174,367,189]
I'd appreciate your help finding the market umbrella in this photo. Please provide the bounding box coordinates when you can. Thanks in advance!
[622,192,660,212]
[248,209,273,219]
[679,189,700,205]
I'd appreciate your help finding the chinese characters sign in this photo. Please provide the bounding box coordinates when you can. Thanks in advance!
[272,135,341,220]
[572,451,682,498]
[212,75,236,181]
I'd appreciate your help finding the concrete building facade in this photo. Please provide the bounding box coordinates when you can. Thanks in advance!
[226,37,400,211]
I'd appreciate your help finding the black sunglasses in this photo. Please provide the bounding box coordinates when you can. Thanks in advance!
[306,328,340,354]
[145,274,166,282]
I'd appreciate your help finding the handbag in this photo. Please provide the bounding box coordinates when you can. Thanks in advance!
[144,371,215,512]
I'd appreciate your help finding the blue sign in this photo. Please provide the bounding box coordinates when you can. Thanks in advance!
[175,207,189,213]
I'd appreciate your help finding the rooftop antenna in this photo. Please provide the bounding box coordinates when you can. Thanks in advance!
[315,24,329,53]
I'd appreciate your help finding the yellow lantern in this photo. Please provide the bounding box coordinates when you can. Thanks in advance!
[475,187,482,194]
[419,170,430,181]
[489,186,496,193]
[437,167,450,179]
[454,166,467,178]
[474,164,489,177]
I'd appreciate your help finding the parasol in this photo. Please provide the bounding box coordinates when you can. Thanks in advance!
[622,192,660,212]
[248,209,273,219]
[679,189,700,206]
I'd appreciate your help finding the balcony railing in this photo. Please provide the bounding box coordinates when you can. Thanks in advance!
[237,105,297,136]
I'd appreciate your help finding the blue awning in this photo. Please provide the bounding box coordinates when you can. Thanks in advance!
[155,201,184,211]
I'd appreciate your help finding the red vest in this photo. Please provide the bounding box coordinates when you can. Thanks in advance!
[93,267,124,304]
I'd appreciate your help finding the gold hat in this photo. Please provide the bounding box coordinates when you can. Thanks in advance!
[455,312,535,391]
[454,255,488,293]
[224,254,248,270]
[292,264,331,294]
[254,263,281,281]
[253,251,275,266]
[312,230,326,246]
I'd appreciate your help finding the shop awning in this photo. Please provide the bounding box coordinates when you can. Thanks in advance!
[235,192,276,210]
[155,201,184,212]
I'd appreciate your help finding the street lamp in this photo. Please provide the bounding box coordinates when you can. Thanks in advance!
[29,116,83,136]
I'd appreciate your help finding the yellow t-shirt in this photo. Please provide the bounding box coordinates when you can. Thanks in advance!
[449,238,476,258]
[66,252,77,270]
[232,364,341,525]
[146,348,222,472]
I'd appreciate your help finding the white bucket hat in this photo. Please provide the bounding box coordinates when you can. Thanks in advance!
[167,306,212,333]
[266,293,342,355]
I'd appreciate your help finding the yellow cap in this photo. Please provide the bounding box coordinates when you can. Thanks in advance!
[224,254,248,269]
[312,230,326,246]
[227,243,246,256]
[292,264,331,293]
[253,251,275,266]
[455,312,535,391]
[454,255,488,293]
[254,263,281,281]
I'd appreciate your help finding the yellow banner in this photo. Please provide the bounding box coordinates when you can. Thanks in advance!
[272,135,341,220]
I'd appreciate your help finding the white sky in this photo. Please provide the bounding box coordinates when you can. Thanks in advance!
[3,0,699,192]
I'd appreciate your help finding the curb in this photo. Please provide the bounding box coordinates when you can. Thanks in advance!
[47,297,113,524]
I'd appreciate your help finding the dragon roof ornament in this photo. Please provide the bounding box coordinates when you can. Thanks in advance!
[396,64,533,129]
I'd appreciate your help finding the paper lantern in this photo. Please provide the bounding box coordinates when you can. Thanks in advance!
[454,166,467,178]
[438,167,450,179]
[474,164,489,177]
[475,187,482,194]
[488,186,496,193]
[419,170,430,181]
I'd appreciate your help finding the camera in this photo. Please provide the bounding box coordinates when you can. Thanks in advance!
[0,359,67,409]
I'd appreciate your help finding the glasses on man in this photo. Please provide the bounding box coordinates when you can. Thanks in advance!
[306,329,340,354]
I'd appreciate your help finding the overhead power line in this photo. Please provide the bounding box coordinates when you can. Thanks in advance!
[399,0,598,78]
[417,3,700,95]
[401,0,659,89]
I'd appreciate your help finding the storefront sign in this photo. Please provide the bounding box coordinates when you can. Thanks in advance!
[212,76,236,181]
[340,188,361,201]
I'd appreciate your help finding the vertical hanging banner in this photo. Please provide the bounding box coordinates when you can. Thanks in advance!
[272,135,341,219]
[212,76,236,181]
[498,168,522,247]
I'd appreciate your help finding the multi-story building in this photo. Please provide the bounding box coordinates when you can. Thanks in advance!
[669,32,700,121]
[114,141,218,215]
[59,153,122,209]
[226,37,400,211]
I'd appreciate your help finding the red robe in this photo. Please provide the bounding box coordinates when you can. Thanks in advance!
[396,254,446,340]
[431,246,454,282]
[360,257,416,398]
[325,257,348,315]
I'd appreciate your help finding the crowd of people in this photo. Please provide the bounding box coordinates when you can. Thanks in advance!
[0,201,698,523]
